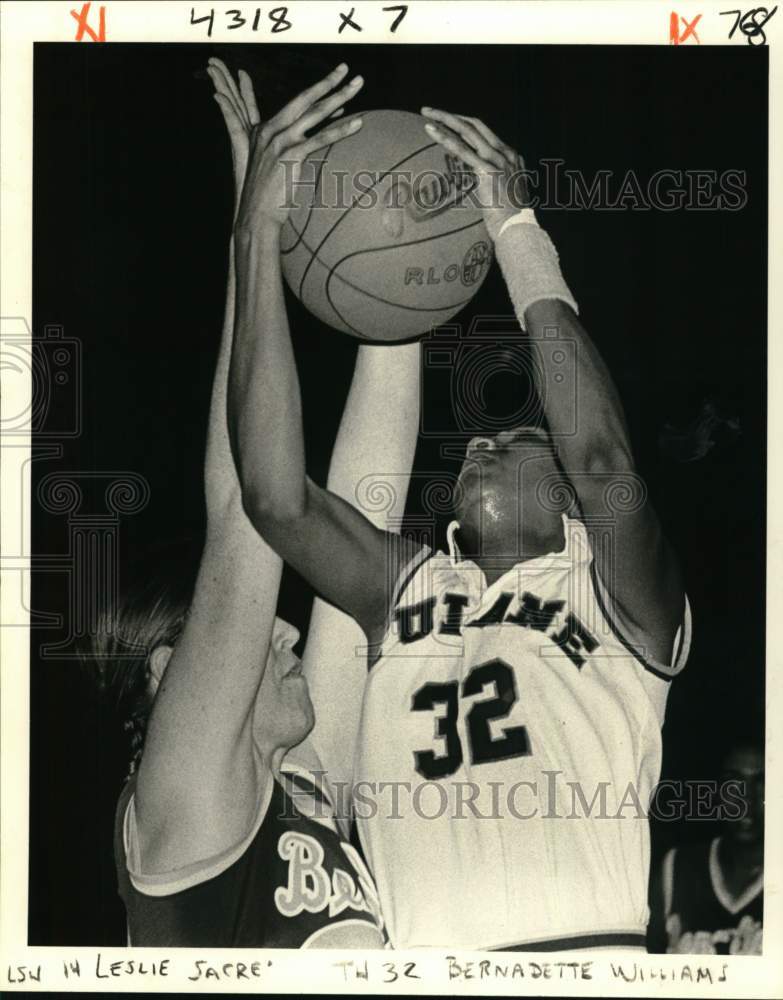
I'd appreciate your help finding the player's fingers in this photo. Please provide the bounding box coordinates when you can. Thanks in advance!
[292,115,363,160]
[208,58,247,120]
[292,74,363,137]
[267,63,350,135]
[238,69,261,126]
[423,121,492,174]
[462,115,519,168]
[208,59,251,130]
[212,92,246,141]
[207,64,249,132]
[421,107,505,170]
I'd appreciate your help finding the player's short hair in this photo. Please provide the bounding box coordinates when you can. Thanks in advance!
[80,537,200,771]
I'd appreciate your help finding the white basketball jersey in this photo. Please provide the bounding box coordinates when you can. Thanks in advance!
[354,515,690,950]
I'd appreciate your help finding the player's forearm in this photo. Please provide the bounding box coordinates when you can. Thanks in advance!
[525,298,634,473]
[327,343,420,522]
[230,225,308,521]
[493,218,634,474]
[203,240,244,518]
[300,343,420,801]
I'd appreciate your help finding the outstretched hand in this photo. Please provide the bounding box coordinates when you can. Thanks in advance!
[207,58,261,212]
[234,63,364,237]
[421,108,529,239]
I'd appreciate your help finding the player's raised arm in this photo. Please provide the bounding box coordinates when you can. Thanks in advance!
[133,63,285,873]
[229,65,420,644]
[422,108,684,666]
[299,341,420,814]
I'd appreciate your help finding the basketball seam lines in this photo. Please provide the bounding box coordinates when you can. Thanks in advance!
[324,219,487,337]
[288,223,479,311]
[280,146,332,256]
[296,140,441,302]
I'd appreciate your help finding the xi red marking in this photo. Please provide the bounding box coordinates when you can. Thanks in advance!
[71,2,106,42]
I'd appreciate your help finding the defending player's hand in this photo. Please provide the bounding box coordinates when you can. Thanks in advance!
[235,64,364,236]
[421,108,529,240]
[207,58,261,212]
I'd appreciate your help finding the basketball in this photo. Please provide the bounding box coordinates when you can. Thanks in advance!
[280,110,493,342]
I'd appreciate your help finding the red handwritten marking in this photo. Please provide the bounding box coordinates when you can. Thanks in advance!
[670,11,702,43]
[71,2,106,42]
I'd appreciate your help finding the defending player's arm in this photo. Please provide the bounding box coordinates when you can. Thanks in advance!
[133,62,283,873]
[229,66,420,645]
[300,341,420,810]
[422,109,683,664]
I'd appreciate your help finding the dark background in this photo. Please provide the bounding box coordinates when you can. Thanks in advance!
[30,43,767,944]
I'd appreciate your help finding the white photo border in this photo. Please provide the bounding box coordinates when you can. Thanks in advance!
[1,1,781,995]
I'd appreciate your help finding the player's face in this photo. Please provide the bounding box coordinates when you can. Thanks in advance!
[255,617,314,751]
[454,425,565,545]
[722,745,764,845]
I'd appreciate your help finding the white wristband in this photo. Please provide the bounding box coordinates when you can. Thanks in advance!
[494,221,579,330]
[495,208,539,241]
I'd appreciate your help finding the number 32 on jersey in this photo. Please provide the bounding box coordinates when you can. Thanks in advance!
[411,658,531,779]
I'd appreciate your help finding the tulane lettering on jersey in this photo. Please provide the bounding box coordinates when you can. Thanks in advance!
[395,588,600,669]
[355,516,691,950]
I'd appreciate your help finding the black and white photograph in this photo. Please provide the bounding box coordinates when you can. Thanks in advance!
[1,1,780,995]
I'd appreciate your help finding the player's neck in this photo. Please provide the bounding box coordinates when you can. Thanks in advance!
[471,521,566,585]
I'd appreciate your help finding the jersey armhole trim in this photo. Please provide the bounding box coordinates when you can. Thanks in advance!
[124,775,275,898]
[392,544,433,609]
[588,560,691,682]
[371,545,434,670]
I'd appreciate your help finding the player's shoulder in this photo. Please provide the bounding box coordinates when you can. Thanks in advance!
[113,773,138,887]
[121,771,277,898]
[115,772,137,829]
[570,511,691,683]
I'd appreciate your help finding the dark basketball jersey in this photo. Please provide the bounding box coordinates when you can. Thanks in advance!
[114,765,386,948]
[661,838,763,954]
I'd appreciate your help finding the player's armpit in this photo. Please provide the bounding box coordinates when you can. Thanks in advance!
[577,466,686,668]
[249,478,423,643]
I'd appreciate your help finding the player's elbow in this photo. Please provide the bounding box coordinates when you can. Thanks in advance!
[240,480,307,531]
[576,443,652,521]
[581,442,635,478]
